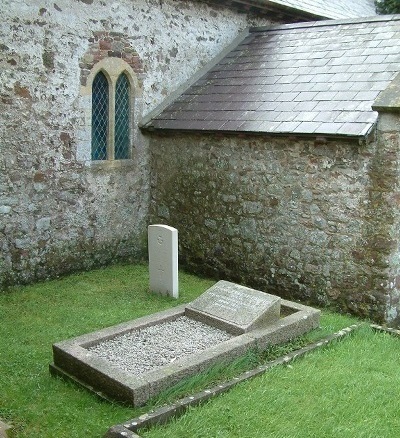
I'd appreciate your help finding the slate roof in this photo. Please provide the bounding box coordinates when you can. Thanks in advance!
[143,16,400,138]
[206,0,376,20]
[266,0,376,19]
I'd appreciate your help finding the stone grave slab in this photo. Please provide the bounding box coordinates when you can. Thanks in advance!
[50,282,320,407]
[185,280,280,334]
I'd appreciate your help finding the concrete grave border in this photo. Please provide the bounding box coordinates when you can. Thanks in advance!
[104,324,362,438]
[50,298,320,407]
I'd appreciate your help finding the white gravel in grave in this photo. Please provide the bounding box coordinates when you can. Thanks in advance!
[87,316,234,376]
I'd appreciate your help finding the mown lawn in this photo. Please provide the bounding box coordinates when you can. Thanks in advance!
[1,264,399,437]
[0,264,214,437]
[143,324,400,438]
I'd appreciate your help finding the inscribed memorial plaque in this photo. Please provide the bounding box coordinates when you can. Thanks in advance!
[186,280,280,334]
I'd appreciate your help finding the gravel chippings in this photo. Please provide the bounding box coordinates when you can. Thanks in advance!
[87,316,234,376]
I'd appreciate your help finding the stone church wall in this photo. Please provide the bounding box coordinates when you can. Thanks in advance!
[374,112,400,325]
[0,0,272,287]
[148,126,400,324]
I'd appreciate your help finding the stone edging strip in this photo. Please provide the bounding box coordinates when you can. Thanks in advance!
[370,323,400,336]
[0,419,13,438]
[104,324,361,438]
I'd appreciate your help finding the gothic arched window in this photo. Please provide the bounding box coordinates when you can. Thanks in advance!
[91,71,109,160]
[91,71,131,161]
[114,73,130,160]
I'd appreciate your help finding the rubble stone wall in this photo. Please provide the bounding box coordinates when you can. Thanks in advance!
[0,0,271,286]
[375,112,400,325]
[149,129,400,324]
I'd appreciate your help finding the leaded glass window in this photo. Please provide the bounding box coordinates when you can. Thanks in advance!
[114,73,130,160]
[91,71,109,160]
[91,69,132,161]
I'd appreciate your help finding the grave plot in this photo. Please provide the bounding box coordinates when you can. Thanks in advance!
[50,281,320,406]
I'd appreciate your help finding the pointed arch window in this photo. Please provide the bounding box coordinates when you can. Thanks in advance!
[91,72,109,160]
[114,73,130,160]
[91,71,131,161]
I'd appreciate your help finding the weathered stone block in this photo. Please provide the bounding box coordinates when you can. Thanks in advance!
[186,280,280,334]
[0,206,11,214]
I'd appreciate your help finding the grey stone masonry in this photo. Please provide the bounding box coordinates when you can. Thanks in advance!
[0,0,273,288]
[148,123,400,324]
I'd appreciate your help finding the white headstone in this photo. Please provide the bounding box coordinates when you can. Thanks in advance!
[148,224,178,298]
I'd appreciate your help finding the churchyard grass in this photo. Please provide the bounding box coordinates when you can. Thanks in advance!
[1,263,399,437]
[0,264,214,437]
[148,310,356,407]
[144,324,400,438]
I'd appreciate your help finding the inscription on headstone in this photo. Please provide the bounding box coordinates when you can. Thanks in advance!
[186,280,280,334]
[148,224,178,298]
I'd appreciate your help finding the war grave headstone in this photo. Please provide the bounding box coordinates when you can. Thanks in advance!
[50,280,320,406]
[148,224,178,298]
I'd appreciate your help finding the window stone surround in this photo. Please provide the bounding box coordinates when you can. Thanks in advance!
[77,37,144,167]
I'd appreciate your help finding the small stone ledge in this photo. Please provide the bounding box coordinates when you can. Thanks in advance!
[104,425,140,438]
[104,324,362,438]
[370,324,400,336]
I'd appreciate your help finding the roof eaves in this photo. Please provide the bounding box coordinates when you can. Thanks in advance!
[216,0,378,20]
[232,0,326,19]
[265,0,377,20]
[145,125,369,140]
[203,0,325,20]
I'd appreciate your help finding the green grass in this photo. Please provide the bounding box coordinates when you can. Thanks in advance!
[149,311,358,407]
[1,264,399,438]
[0,263,213,437]
[143,325,400,438]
